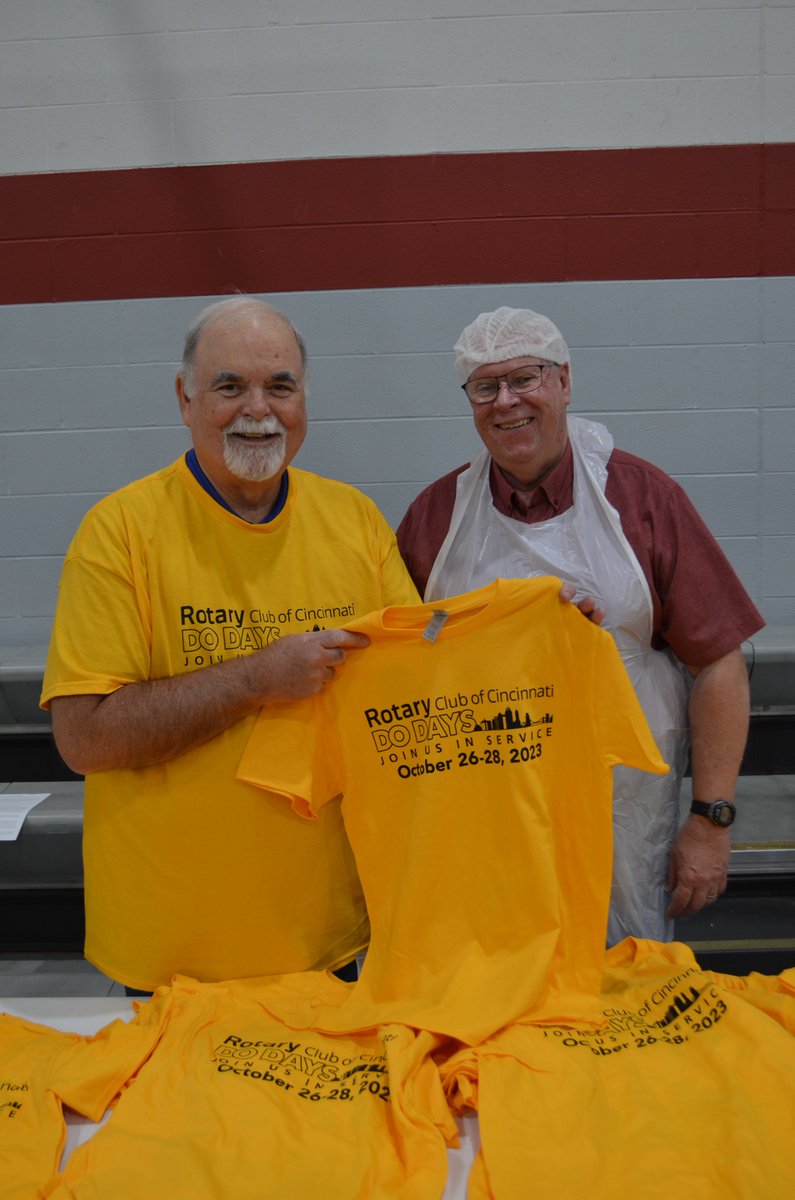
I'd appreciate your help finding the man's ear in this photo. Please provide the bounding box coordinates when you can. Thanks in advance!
[175,374,191,428]
[559,362,572,406]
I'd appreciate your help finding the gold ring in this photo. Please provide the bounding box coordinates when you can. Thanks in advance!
[707,892,717,901]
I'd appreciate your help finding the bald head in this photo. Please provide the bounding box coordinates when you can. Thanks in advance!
[180,298,307,395]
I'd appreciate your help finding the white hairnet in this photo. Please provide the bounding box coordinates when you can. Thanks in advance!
[453,306,570,383]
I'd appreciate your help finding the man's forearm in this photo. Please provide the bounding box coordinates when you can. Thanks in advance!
[51,655,266,774]
[665,647,750,918]
[687,648,750,802]
[50,628,369,775]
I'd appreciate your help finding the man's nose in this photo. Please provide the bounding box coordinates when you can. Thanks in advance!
[243,387,273,417]
[493,378,520,406]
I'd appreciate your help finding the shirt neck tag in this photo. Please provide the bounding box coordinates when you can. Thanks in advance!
[422,610,449,643]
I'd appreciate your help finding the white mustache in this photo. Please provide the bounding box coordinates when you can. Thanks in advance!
[225,416,286,438]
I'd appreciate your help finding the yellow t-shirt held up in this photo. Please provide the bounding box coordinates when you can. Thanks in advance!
[239,577,669,1043]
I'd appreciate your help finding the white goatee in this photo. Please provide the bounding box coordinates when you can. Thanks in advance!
[223,416,287,481]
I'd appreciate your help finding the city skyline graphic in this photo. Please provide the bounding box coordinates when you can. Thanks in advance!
[473,707,554,732]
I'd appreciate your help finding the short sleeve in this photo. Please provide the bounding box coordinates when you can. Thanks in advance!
[0,1010,165,1200]
[606,452,764,665]
[40,502,153,707]
[237,691,344,819]
[48,1014,165,1121]
[591,628,669,777]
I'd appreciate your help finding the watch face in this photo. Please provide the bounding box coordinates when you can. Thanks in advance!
[712,801,735,827]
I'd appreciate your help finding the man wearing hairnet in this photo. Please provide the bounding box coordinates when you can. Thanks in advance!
[397,306,764,944]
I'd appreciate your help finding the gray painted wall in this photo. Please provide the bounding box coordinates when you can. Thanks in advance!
[1,276,794,646]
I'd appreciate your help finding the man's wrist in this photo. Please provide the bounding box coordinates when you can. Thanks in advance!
[690,799,736,828]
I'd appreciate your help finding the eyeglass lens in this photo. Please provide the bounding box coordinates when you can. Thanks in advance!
[464,366,547,404]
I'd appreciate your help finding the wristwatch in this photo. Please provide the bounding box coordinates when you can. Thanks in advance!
[690,799,737,828]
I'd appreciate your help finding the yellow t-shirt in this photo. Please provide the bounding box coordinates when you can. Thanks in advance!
[41,458,419,991]
[0,1013,162,1200]
[441,940,795,1199]
[49,975,454,1200]
[238,577,668,1043]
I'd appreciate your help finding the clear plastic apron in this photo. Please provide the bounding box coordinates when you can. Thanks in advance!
[425,416,689,943]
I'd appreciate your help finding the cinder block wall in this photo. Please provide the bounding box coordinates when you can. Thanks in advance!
[1,2,794,645]
[3,3,793,171]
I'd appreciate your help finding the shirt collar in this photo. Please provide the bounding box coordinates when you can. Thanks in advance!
[489,441,573,520]
[185,449,289,523]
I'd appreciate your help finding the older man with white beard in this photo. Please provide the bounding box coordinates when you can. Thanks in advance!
[41,297,419,994]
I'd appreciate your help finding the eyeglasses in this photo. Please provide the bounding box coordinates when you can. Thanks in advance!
[462,364,556,406]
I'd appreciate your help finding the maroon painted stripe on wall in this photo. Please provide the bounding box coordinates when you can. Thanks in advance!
[1,144,793,304]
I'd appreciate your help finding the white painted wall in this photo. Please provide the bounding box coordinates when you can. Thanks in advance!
[1,1,793,174]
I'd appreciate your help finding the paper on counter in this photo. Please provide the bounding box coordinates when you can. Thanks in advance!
[0,794,49,840]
